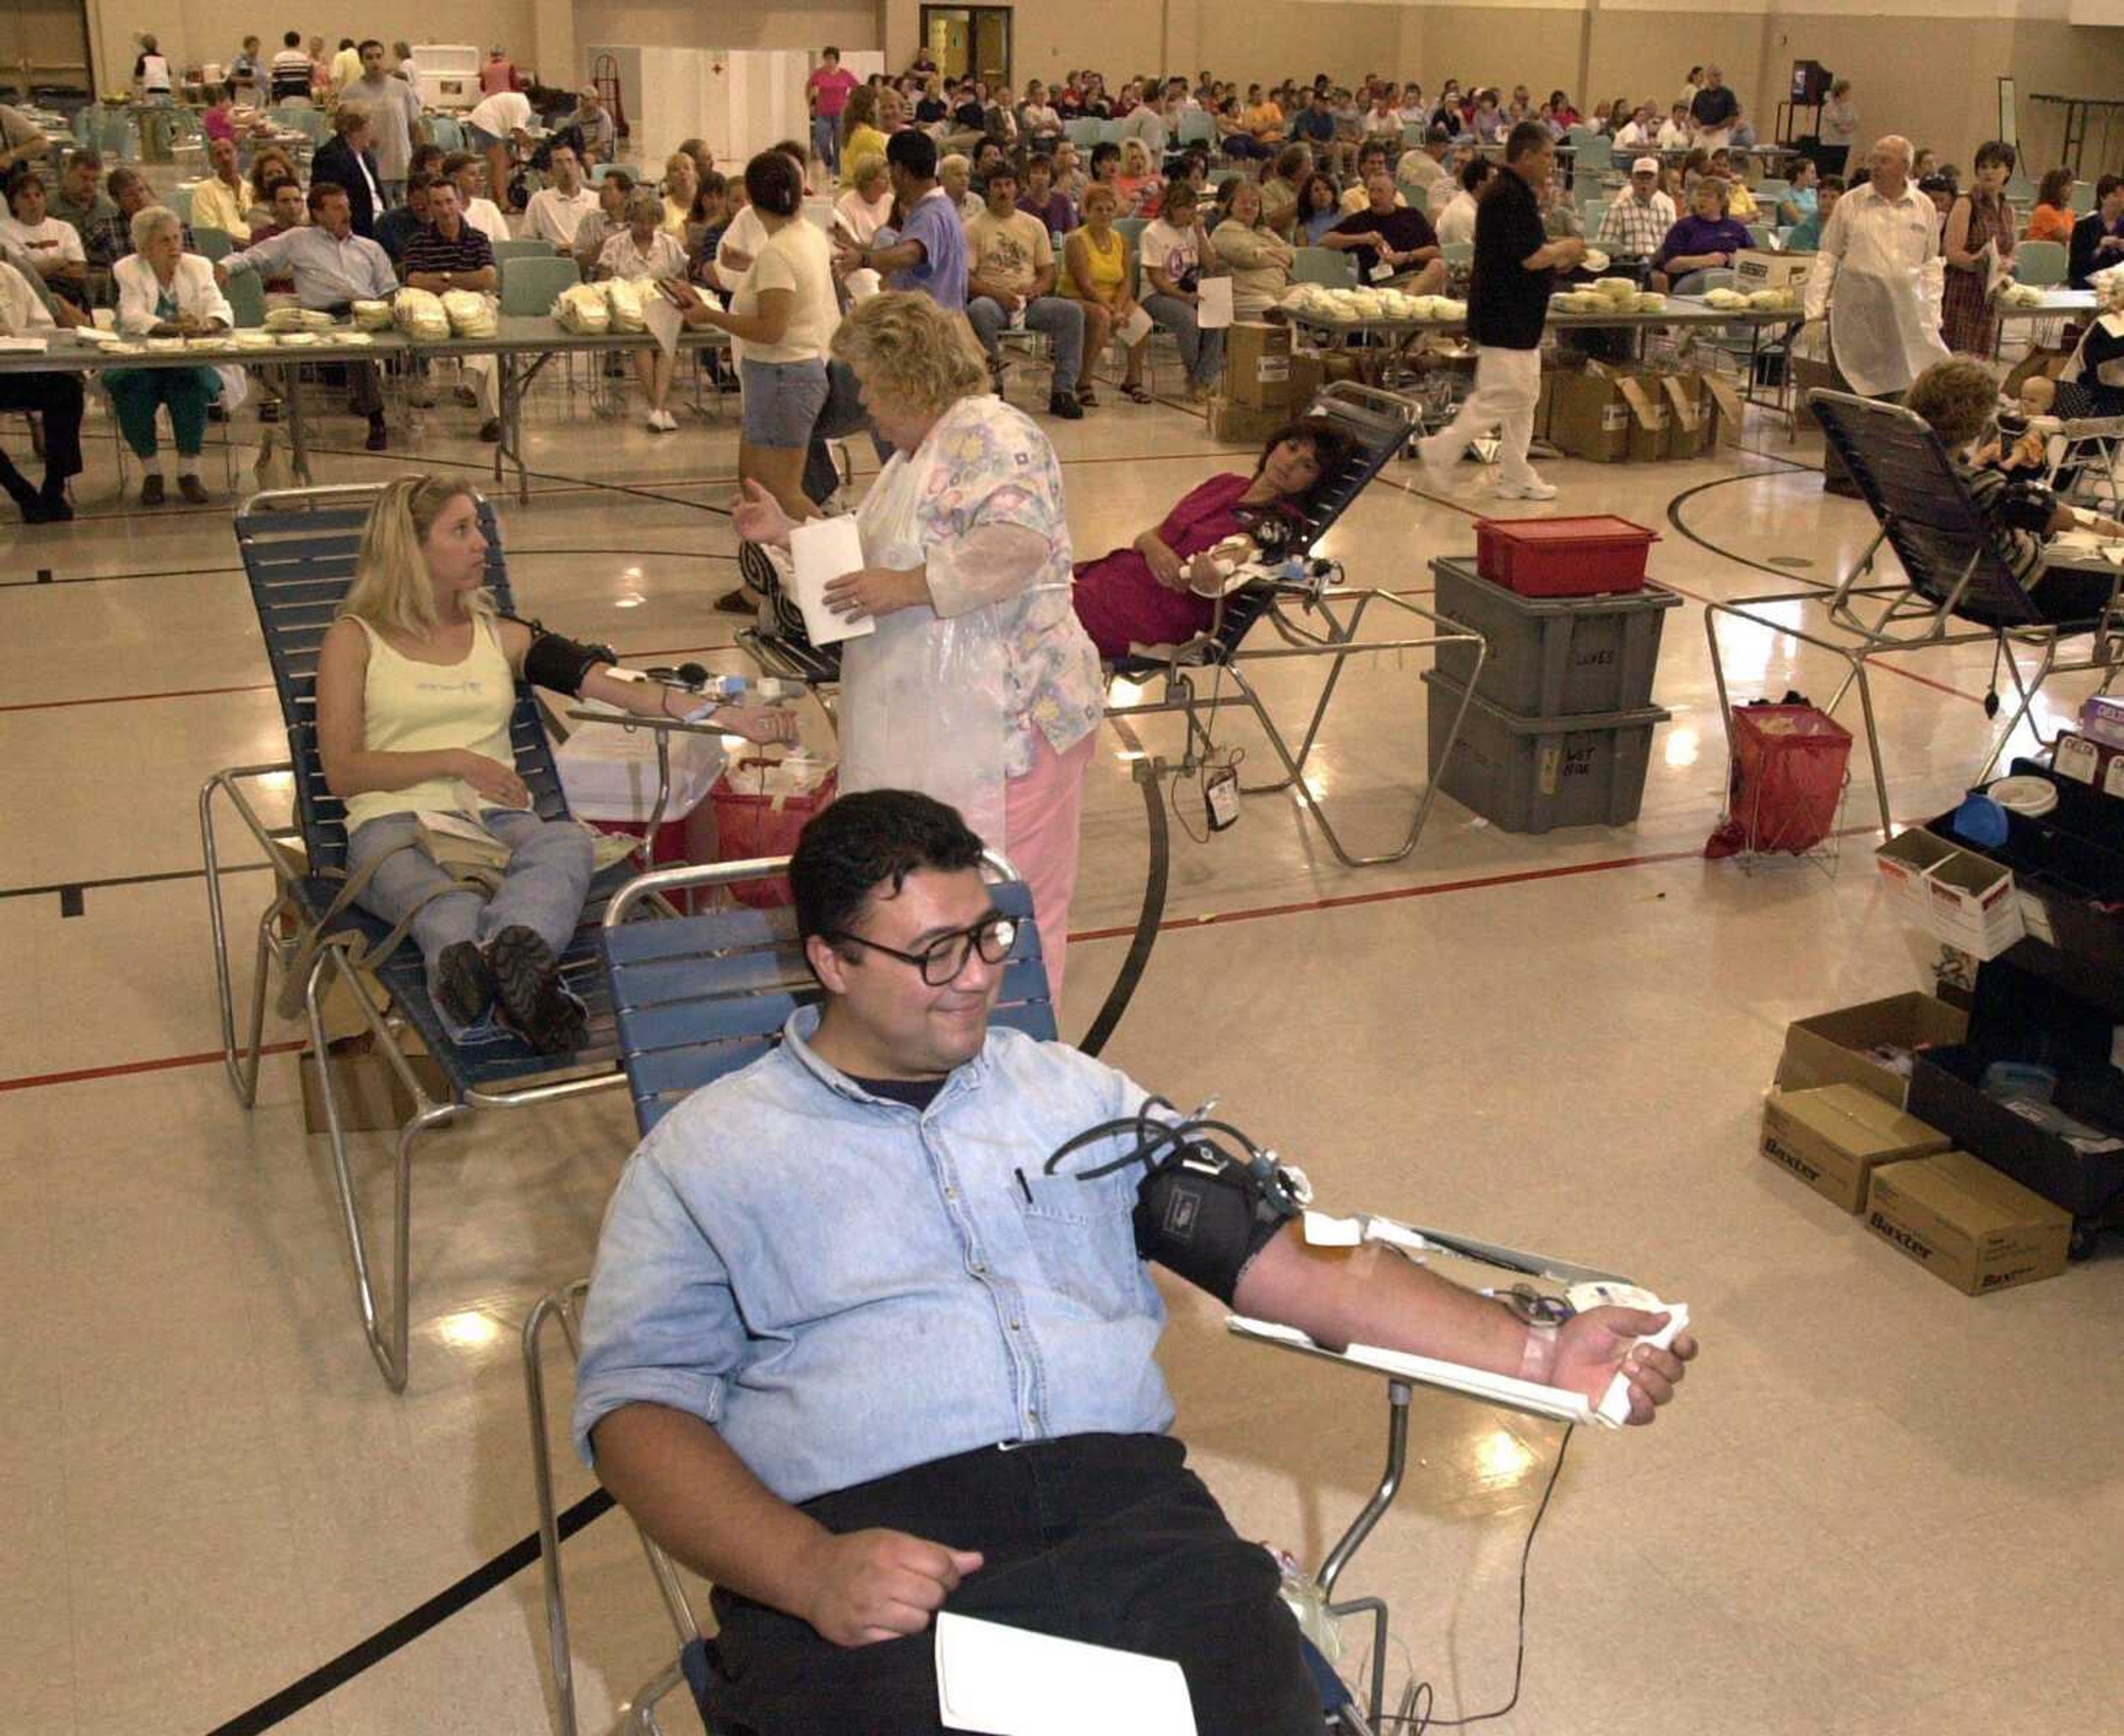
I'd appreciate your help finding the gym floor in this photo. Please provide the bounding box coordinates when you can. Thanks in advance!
[2,366,2117,1736]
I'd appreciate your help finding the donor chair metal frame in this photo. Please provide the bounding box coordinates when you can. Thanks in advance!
[201,483,685,1391]
[1704,389,2124,838]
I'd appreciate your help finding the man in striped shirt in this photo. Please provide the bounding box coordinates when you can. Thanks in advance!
[400,182,502,442]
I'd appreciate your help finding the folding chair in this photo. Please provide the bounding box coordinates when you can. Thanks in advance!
[1294,246,1358,288]
[523,862,1097,1736]
[2044,333,2124,518]
[1704,390,2124,837]
[524,854,1639,1734]
[494,237,560,265]
[199,484,679,1390]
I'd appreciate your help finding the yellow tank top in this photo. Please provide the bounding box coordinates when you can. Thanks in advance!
[341,613,519,833]
[1069,226,1126,300]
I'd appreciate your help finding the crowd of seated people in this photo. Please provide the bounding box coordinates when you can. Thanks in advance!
[4,48,2112,531]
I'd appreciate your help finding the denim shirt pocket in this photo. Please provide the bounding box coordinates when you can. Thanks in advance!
[1017,1169,1146,1321]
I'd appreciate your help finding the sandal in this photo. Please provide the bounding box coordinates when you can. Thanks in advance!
[1121,382,1153,404]
[1076,385,1100,408]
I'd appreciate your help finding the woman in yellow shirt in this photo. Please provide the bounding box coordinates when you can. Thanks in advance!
[1063,183,1150,403]
[841,85,889,182]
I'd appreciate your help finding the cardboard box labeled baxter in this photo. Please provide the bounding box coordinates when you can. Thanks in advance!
[1864,1150,2072,1295]
[1760,1083,1951,1212]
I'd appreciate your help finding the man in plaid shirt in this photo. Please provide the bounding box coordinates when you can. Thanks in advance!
[1596,157,1679,259]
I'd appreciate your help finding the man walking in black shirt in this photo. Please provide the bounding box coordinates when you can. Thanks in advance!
[1418,121,1585,501]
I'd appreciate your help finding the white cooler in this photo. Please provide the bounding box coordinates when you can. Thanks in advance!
[558,705,726,864]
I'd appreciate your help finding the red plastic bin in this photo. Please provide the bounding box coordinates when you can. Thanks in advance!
[709,759,839,908]
[1474,515,1658,597]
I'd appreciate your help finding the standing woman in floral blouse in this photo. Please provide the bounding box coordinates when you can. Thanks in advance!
[733,293,1104,994]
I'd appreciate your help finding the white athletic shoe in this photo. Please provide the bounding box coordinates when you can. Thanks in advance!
[1490,476,1559,501]
[647,409,678,433]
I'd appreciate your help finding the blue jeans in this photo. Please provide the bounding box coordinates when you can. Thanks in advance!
[966,295,1086,393]
[347,807,593,1038]
[1143,291,1224,387]
[811,113,840,174]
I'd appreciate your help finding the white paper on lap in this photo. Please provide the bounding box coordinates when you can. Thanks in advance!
[934,1612,1198,1736]
[1196,277,1233,329]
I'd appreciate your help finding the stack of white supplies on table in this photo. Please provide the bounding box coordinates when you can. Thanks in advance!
[552,283,611,333]
[441,289,498,337]
[394,287,451,341]
[603,278,648,333]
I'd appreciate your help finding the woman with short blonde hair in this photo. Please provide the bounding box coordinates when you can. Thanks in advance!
[599,188,690,430]
[734,291,1105,992]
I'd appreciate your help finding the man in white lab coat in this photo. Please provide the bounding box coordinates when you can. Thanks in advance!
[1802,135,1948,494]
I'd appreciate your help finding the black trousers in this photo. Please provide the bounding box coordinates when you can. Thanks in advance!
[697,1433,1320,1736]
[0,372,86,481]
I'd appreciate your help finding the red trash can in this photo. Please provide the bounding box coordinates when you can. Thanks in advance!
[709,758,839,907]
[1713,703,1853,855]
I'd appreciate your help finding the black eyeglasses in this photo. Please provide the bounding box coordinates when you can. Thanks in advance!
[827,912,1019,986]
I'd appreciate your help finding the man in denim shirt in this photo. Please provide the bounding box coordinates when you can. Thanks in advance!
[575,791,1695,1733]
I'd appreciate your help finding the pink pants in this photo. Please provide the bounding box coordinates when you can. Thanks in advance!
[1002,728,1097,1005]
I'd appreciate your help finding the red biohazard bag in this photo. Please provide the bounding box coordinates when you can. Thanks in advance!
[1705,703,1852,857]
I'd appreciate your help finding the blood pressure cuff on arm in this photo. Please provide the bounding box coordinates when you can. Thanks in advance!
[1996,478,2059,534]
[1133,1158,1291,1304]
[520,629,615,697]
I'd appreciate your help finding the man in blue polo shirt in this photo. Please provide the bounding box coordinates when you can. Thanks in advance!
[835,129,966,313]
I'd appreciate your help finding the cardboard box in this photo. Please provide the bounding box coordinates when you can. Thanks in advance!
[1549,364,1633,462]
[1792,355,1836,431]
[1775,992,1972,1108]
[1864,1150,2073,1295]
[1207,394,1288,445]
[1874,827,1961,919]
[1923,848,2025,960]
[1533,363,1559,445]
[1223,321,1293,409]
[1733,248,1813,294]
[1874,828,2026,960]
[1760,1084,1953,1212]
[1286,351,1326,409]
[1620,371,1668,462]
[299,1039,447,1134]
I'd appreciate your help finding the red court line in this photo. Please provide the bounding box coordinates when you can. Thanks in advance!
[0,1040,304,1095]
[0,846,1700,1095]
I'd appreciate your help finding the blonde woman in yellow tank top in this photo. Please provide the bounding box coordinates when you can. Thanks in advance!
[314,476,795,1049]
[1061,183,1152,403]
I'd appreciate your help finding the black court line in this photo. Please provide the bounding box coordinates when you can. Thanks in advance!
[0,861,273,908]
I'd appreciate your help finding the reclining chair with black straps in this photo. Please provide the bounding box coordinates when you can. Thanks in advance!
[1704,389,2124,838]
[740,383,1486,868]
[201,484,691,1391]
[520,853,1638,1736]
[1103,382,1488,867]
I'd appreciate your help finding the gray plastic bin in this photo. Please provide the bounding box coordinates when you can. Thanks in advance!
[1423,669,1669,833]
[1431,556,1681,718]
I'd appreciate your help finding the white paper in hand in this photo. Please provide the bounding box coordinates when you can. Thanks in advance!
[643,291,682,361]
[1196,276,1233,330]
[1369,257,1396,283]
[1118,303,1154,347]
[788,515,877,646]
[934,1613,1196,1736]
